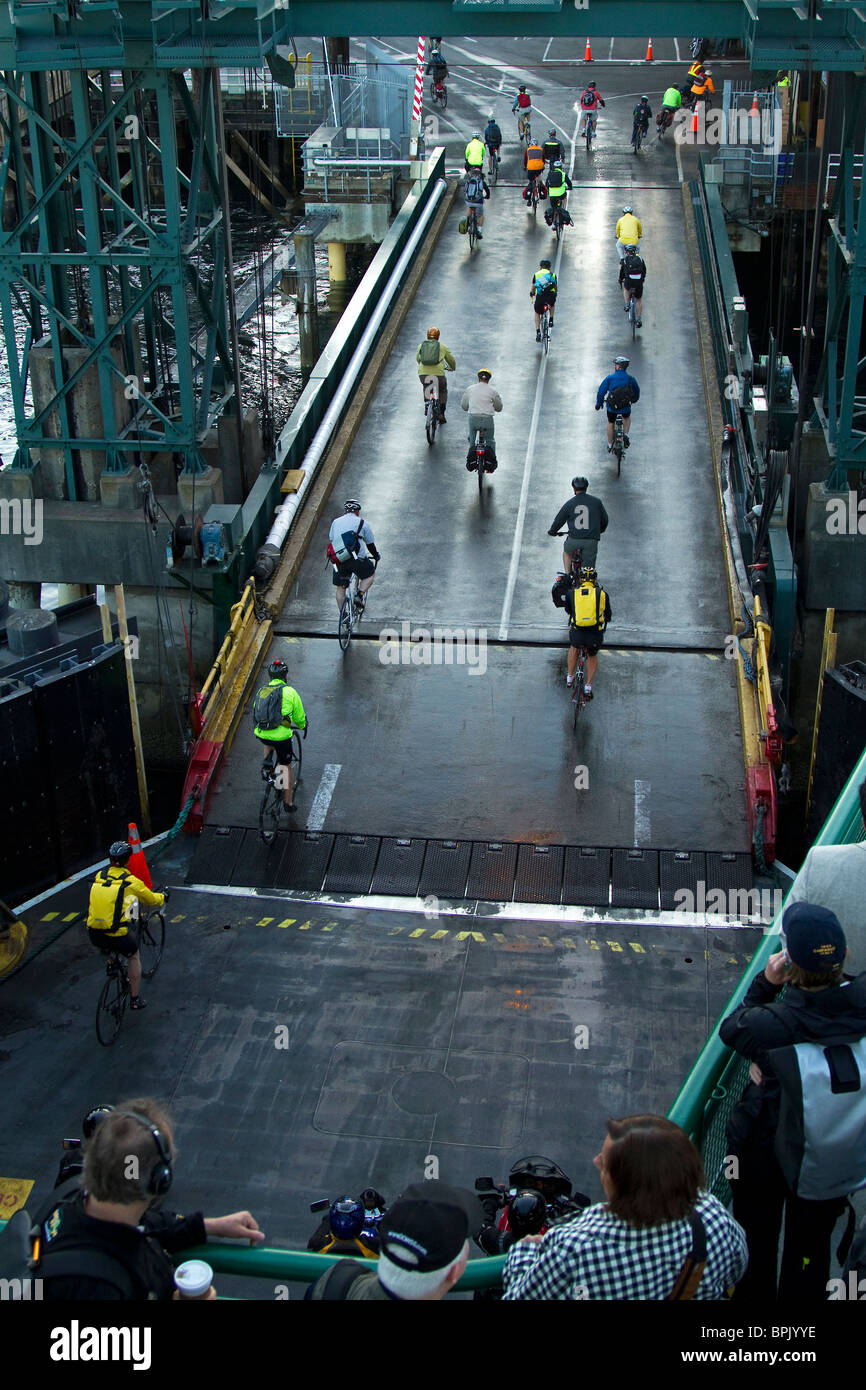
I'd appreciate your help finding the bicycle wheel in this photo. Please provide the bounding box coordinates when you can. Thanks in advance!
[292,729,303,787]
[614,431,623,478]
[96,965,127,1046]
[139,912,165,979]
[338,593,353,651]
[425,399,437,446]
[259,779,281,844]
[542,312,550,356]
[441,86,447,110]
[572,671,586,729]
[630,298,637,341]
[554,211,562,244]
[468,212,477,251]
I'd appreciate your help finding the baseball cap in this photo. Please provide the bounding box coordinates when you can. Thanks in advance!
[781,901,846,971]
[377,1181,481,1285]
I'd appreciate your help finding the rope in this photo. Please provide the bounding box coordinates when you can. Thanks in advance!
[148,787,200,862]
[737,601,756,682]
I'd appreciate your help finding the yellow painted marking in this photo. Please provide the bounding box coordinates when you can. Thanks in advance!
[277,918,296,929]
[493,932,507,943]
[409,928,426,938]
[297,920,313,931]
[171,915,186,923]
[62,912,78,922]
[388,927,404,936]
[42,912,60,921]
[727,956,739,965]
[744,953,753,962]
[607,941,623,952]
[0,1177,35,1219]
[587,939,600,949]
[456,931,486,942]
[629,942,645,953]
[256,917,275,926]
[538,936,553,948]
[431,929,449,940]
[561,937,577,949]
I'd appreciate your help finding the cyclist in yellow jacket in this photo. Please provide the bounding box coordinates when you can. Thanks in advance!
[86,841,166,1011]
[615,206,642,260]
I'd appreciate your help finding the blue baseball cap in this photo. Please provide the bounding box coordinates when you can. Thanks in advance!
[781,901,846,971]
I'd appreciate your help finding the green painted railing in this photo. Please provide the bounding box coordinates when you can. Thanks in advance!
[175,1245,505,1293]
[668,744,866,1202]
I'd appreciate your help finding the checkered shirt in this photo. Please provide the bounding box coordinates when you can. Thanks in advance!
[502,1193,747,1300]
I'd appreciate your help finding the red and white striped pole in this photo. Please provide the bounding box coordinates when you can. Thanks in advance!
[410,35,426,157]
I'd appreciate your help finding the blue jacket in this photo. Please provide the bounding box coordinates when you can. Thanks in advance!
[484,121,502,145]
[596,370,640,411]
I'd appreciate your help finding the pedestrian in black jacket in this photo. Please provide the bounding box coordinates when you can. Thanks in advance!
[719,902,866,1301]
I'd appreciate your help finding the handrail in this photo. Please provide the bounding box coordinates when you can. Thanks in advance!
[177,1243,506,1292]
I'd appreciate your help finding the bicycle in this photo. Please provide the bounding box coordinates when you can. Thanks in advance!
[626,288,639,340]
[584,110,597,151]
[528,178,541,218]
[631,118,648,153]
[487,146,500,183]
[611,411,627,477]
[430,78,447,109]
[518,112,531,145]
[94,905,165,1046]
[259,735,303,843]
[656,108,675,140]
[570,645,590,728]
[467,205,479,251]
[550,202,566,244]
[423,374,444,445]
[540,304,551,356]
[470,425,493,498]
[337,560,376,652]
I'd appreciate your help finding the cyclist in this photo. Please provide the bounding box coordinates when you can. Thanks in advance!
[544,163,573,227]
[595,355,640,450]
[578,81,605,137]
[631,95,652,145]
[426,47,448,83]
[522,138,547,206]
[484,114,502,173]
[690,67,715,112]
[86,841,167,1012]
[461,368,503,467]
[687,55,707,83]
[619,248,646,326]
[530,259,557,340]
[465,130,486,171]
[552,564,612,701]
[615,204,642,260]
[512,84,532,138]
[328,500,380,621]
[416,326,456,416]
[462,166,490,237]
[542,128,563,169]
[548,476,609,574]
[658,84,683,133]
[253,658,307,813]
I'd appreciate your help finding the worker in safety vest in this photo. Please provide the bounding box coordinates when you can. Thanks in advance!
[690,69,715,106]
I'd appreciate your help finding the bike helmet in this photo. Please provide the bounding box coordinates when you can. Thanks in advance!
[472,129,481,138]
[477,368,492,381]
[581,566,598,582]
[82,1106,114,1139]
[507,1155,573,1199]
[343,499,362,514]
[329,1196,365,1241]
[539,259,552,269]
[518,84,527,92]
[268,658,289,679]
[508,1190,548,1238]
[641,93,649,101]
[614,355,629,366]
[427,327,440,340]
[587,81,597,89]
[622,204,633,214]
[488,112,495,121]
[548,127,557,136]
[571,476,588,491]
[108,840,132,862]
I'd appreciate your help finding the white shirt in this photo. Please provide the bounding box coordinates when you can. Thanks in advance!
[328,512,375,561]
[461,382,503,415]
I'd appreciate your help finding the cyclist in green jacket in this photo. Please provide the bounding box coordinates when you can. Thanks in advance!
[253,659,307,813]
[544,164,573,227]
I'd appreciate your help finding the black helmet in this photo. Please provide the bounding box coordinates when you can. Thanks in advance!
[539,259,551,269]
[571,476,588,491]
[518,84,526,92]
[344,498,362,513]
[588,81,597,89]
[268,659,288,679]
[581,565,598,582]
[82,1106,114,1139]
[508,1189,548,1237]
[548,127,556,136]
[507,1155,573,1200]
[109,840,132,862]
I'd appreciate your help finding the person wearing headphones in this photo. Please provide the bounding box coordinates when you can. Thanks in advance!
[31,1099,264,1299]
[86,841,167,1012]
[253,657,307,813]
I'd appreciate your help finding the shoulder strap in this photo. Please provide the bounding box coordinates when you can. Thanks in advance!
[667,1211,708,1300]
[111,870,131,930]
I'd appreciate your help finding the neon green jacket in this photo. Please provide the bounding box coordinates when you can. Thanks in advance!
[254,678,307,742]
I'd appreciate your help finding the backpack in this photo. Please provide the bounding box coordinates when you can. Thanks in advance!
[608,382,634,410]
[330,516,365,564]
[570,581,603,628]
[87,868,131,932]
[770,1032,866,1200]
[525,145,544,171]
[623,254,644,281]
[25,1184,153,1299]
[517,92,531,108]
[464,174,484,201]
[418,339,442,367]
[581,89,596,108]
[551,574,572,609]
[253,682,285,731]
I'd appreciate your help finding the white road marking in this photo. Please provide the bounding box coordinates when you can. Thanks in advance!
[674,37,681,61]
[608,37,615,60]
[498,109,578,643]
[307,764,341,830]
[543,36,553,61]
[676,132,684,183]
[634,780,651,846]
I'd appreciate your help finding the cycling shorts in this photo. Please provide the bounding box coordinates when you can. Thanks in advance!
[569,628,604,653]
[606,407,631,421]
[88,926,140,956]
[257,734,296,765]
[332,556,375,586]
[534,290,556,311]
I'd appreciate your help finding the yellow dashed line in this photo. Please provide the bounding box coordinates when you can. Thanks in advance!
[320,925,335,933]
[607,941,623,952]
[171,915,186,923]
[538,936,553,948]
[42,912,60,921]
[629,942,645,953]
[727,956,739,964]
[277,918,296,929]
[456,931,486,942]
[493,932,507,943]
[256,917,275,926]
[587,939,600,949]
[297,920,313,931]
[388,927,404,936]
[431,929,449,940]
[62,912,78,922]
[561,937,577,949]
[409,928,426,938]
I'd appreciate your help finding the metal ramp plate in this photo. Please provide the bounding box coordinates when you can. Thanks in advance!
[659,850,707,912]
[705,851,753,898]
[370,838,426,896]
[466,841,518,902]
[417,840,473,900]
[276,832,335,892]
[612,849,659,910]
[236,827,288,888]
[322,834,381,894]
[514,843,565,904]
[186,825,244,885]
[562,846,610,907]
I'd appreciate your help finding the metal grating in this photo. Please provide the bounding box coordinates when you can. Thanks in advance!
[705,852,753,898]
[275,832,335,892]
[466,841,518,902]
[659,850,707,912]
[562,846,610,907]
[186,825,244,885]
[370,838,426,896]
[611,849,659,910]
[514,843,564,904]
[417,840,472,899]
[322,834,381,894]
[236,827,289,888]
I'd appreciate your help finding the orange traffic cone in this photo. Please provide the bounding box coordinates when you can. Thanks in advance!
[127,822,152,888]
[584,38,592,61]
[692,107,699,135]
[750,91,759,117]
[645,38,653,61]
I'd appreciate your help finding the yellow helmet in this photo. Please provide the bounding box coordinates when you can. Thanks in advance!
[477,368,492,381]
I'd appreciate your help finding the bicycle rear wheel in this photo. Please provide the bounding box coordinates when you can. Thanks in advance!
[614,433,623,478]
[139,912,165,979]
[96,966,127,1046]
[259,779,281,844]
[542,311,550,356]
[468,212,477,251]
[630,298,637,341]
[425,400,437,446]
[338,593,353,651]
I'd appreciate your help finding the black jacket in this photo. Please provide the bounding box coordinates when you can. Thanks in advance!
[548,493,609,541]
[37,1187,207,1300]
[720,971,866,1152]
